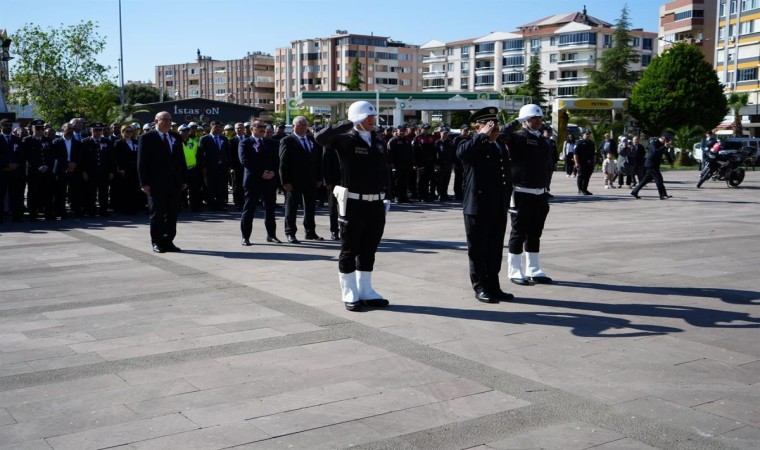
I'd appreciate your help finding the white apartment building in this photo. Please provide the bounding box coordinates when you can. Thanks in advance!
[421,10,657,101]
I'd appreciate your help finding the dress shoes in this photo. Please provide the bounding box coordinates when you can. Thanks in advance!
[631,192,641,199]
[362,299,390,307]
[152,244,165,253]
[286,235,300,244]
[510,277,530,286]
[583,191,593,195]
[305,233,324,241]
[344,302,364,312]
[241,238,252,246]
[491,289,515,300]
[330,232,340,241]
[660,195,672,200]
[266,236,282,243]
[164,243,182,252]
[529,276,553,284]
[475,290,499,303]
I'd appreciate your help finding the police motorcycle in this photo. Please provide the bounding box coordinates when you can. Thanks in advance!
[696,143,755,188]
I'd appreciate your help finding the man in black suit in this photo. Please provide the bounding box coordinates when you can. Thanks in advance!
[279,116,323,243]
[0,119,24,222]
[138,111,187,253]
[228,122,247,210]
[197,120,230,211]
[81,123,115,217]
[23,120,58,220]
[52,123,84,218]
[239,119,280,246]
[457,108,513,303]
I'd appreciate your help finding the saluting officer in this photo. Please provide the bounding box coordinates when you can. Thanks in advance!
[315,101,390,312]
[458,108,513,303]
[500,104,554,286]
[81,123,115,217]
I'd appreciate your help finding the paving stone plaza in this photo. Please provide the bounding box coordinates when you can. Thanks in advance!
[1,170,759,450]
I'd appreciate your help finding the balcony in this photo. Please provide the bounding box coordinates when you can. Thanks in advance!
[422,70,446,79]
[422,86,447,92]
[474,66,495,75]
[557,76,588,83]
[474,51,495,59]
[557,41,596,50]
[422,54,446,64]
[557,58,595,68]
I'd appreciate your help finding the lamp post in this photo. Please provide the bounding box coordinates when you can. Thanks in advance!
[118,0,125,109]
[0,31,13,115]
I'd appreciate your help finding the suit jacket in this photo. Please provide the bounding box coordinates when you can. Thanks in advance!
[114,138,139,175]
[239,136,278,191]
[197,133,229,172]
[228,135,246,171]
[457,132,511,217]
[137,130,187,194]
[1,133,24,172]
[279,133,322,190]
[51,137,84,175]
[81,136,115,175]
[23,136,59,176]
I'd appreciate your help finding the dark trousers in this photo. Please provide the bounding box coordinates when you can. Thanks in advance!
[632,167,667,197]
[453,165,463,200]
[83,174,110,215]
[393,167,411,202]
[565,157,575,176]
[54,172,81,217]
[284,186,316,236]
[148,188,180,246]
[416,165,434,200]
[240,185,276,239]
[182,168,203,211]
[230,167,244,209]
[327,188,339,233]
[205,166,228,209]
[7,170,25,219]
[617,166,634,187]
[436,164,452,200]
[0,173,6,221]
[508,192,549,254]
[577,164,593,193]
[464,213,507,294]
[634,164,645,184]
[339,199,385,273]
[28,172,55,218]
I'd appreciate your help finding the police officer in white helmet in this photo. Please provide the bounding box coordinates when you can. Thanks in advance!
[500,104,553,285]
[315,101,391,311]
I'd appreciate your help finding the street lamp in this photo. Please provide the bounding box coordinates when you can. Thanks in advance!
[0,31,13,115]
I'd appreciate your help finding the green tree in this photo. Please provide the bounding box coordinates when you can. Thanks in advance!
[338,58,364,91]
[72,82,120,124]
[726,92,749,137]
[518,52,546,107]
[629,43,727,136]
[578,5,640,98]
[125,83,167,104]
[9,21,112,125]
[665,124,704,165]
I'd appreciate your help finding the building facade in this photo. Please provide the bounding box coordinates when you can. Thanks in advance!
[658,0,717,64]
[274,33,422,113]
[155,51,275,112]
[714,0,760,105]
[419,10,657,101]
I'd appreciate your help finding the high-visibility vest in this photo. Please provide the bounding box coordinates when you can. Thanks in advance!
[183,140,197,168]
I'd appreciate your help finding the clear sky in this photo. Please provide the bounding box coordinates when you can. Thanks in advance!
[2,0,664,83]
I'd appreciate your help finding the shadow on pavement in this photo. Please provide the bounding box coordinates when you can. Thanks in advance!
[555,281,760,305]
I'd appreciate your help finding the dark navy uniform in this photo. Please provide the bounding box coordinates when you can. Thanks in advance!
[322,143,342,239]
[435,134,456,201]
[412,130,436,201]
[573,135,596,194]
[23,133,58,220]
[458,123,512,300]
[1,123,25,222]
[631,137,674,199]
[52,134,84,218]
[387,132,413,202]
[81,135,115,216]
[452,129,471,201]
[315,121,389,274]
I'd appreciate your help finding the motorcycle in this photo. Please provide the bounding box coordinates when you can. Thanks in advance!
[697,146,755,188]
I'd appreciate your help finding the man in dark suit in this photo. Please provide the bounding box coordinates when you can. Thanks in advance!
[457,108,513,303]
[279,116,323,243]
[631,134,674,200]
[81,123,115,217]
[228,122,247,210]
[113,124,143,215]
[52,123,84,219]
[23,120,58,220]
[197,120,230,211]
[138,111,187,253]
[0,119,25,222]
[239,119,280,246]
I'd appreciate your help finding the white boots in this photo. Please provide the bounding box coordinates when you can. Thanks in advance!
[509,252,552,285]
[339,271,389,311]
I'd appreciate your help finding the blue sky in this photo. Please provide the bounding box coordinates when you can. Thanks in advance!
[2,0,663,83]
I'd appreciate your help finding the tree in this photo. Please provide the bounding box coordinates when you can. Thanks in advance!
[9,21,112,125]
[338,58,364,91]
[665,124,704,165]
[125,83,167,105]
[578,5,640,98]
[726,92,749,137]
[629,43,727,136]
[517,52,546,107]
[71,82,120,124]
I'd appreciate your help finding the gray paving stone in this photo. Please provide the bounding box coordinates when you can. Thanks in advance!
[696,398,760,427]
[716,425,760,450]
[485,421,627,449]
[43,413,198,450]
[0,374,127,407]
[109,422,270,449]
[24,353,105,371]
[232,421,384,450]
[614,397,744,437]
[0,407,16,425]
[116,360,231,386]
[0,439,54,450]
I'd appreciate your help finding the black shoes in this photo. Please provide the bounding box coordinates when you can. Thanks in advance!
[529,276,553,284]
[660,195,672,200]
[286,235,300,244]
[266,236,282,243]
[344,302,363,311]
[583,191,593,195]
[631,192,641,199]
[152,244,165,253]
[305,233,324,241]
[164,243,182,252]
[510,277,530,286]
[241,238,252,246]
[475,290,499,303]
[491,289,515,300]
[362,299,390,307]
[330,232,340,241]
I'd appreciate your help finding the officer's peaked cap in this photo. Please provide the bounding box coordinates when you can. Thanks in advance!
[469,107,500,124]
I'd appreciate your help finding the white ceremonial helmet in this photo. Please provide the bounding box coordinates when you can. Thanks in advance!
[347,101,378,123]
[518,104,544,122]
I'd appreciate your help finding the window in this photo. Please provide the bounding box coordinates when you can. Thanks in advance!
[475,43,494,54]
[165,80,173,86]
[557,86,579,96]
[559,32,596,46]
[549,54,557,63]
[641,54,651,66]
[475,61,494,70]
[164,69,174,76]
[631,37,640,47]
[399,53,413,61]
[447,47,455,56]
[531,38,541,51]
[215,88,226,95]
[502,39,524,51]
[549,71,556,80]
[561,52,578,62]
[674,10,693,20]
[502,55,524,67]
[549,37,556,46]
[475,75,494,86]
[643,38,653,50]
[402,79,412,86]
[215,77,225,83]
[461,61,470,73]
[375,52,398,60]
[448,78,454,86]
[603,35,612,48]
[447,62,455,71]
[560,70,578,80]
[188,89,200,97]
[502,72,524,84]
[739,20,754,35]
[461,46,470,57]
[738,67,758,82]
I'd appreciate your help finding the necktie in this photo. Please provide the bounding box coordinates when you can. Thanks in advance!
[163,133,171,154]
[216,135,222,150]
[300,137,309,152]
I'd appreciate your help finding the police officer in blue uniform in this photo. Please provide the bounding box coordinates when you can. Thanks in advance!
[81,123,115,217]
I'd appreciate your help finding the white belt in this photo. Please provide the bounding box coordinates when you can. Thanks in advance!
[347,192,385,201]
[514,186,547,195]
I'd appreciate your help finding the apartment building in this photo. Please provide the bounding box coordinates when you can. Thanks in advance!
[420,9,657,100]
[274,32,422,113]
[714,0,760,105]
[155,51,275,112]
[658,0,717,64]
